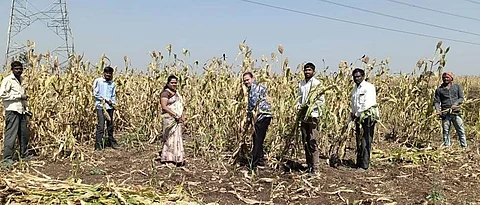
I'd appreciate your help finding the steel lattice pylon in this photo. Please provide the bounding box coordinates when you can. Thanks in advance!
[4,0,74,66]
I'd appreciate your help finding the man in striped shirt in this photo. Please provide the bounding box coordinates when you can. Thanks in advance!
[243,72,273,168]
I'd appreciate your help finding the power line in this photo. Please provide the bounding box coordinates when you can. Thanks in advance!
[463,0,480,5]
[385,0,480,22]
[315,0,480,37]
[239,0,480,46]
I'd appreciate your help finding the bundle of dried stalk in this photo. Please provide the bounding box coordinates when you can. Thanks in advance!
[0,171,206,205]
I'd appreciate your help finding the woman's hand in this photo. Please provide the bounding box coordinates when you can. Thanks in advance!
[174,114,181,122]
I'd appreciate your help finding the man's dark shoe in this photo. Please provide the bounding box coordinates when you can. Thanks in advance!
[111,143,120,149]
[105,139,119,149]
[256,160,265,166]
[308,172,320,178]
[307,166,319,173]
[2,159,14,168]
[249,159,266,170]
[355,167,368,172]
[95,142,104,151]
[20,155,36,161]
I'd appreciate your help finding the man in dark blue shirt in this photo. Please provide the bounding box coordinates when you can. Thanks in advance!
[243,72,273,168]
[434,72,467,148]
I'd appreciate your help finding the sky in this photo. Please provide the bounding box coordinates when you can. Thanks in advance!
[0,0,479,75]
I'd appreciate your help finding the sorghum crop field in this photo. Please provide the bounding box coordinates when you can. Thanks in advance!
[0,41,479,204]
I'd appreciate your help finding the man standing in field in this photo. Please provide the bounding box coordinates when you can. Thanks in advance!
[351,68,379,170]
[0,61,32,166]
[243,72,273,169]
[297,62,325,174]
[93,66,119,151]
[434,72,467,148]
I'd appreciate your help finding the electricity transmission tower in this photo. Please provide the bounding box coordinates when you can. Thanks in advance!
[4,0,74,66]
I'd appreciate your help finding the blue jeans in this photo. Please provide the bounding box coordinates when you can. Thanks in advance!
[442,114,467,147]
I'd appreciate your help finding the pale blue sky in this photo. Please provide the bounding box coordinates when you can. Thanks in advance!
[1,0,479,75]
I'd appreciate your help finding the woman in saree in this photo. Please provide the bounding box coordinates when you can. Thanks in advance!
[160,75,185,166]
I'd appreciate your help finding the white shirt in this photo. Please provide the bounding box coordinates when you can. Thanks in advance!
[351,80,378,118]
[298,77,325,118]
[0,73,28,114]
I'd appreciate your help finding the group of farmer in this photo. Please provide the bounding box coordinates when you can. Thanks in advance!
[0,60,468,172]
[242,62,467,173]
[0,61,187,168]
[242,63,380,173]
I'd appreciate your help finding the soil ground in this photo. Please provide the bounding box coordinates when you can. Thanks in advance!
[1,134,480,205]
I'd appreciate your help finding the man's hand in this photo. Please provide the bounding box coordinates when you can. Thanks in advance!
[180,115,186,123]
[435,110,442,120]
[451,104,460,109]
[350,112,356,121]
[246,117,252,126]
[20,94,28,100]
[246,112,253,126]
[247,111,253,119]
[295,104,301,111]
[106,100,113,105]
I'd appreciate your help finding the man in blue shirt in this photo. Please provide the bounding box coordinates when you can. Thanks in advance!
[93,66,119,151]
[243,72,273,168]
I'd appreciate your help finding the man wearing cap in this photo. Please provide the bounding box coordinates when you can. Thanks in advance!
[434,72,467,148]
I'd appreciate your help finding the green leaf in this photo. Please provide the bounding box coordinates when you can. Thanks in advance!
[445,46,450,54]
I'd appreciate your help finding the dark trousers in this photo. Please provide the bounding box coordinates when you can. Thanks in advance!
[251,117,271,166]
[355,117,375,169]
[3,111,29,161]
[95,109,116,149]
[301,117,320,171]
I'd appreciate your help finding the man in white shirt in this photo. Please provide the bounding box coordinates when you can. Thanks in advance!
[350,68,379,170]
[0,61,31,166]
[297,62,325,174]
